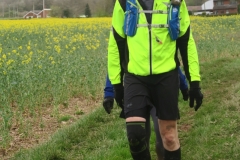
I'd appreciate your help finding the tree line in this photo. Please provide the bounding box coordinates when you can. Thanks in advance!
[0,0,239,18]
[0,0,115,18]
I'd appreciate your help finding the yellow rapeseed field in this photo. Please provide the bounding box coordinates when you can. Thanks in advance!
[0,16,239,148]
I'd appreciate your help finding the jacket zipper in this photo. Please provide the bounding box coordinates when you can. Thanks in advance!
[149,26,152,75]
[149,1,157,75]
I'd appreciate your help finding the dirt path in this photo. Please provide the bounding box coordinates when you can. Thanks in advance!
[0,97,101,160]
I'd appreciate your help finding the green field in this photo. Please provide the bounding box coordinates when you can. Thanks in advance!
[0,16,240,159]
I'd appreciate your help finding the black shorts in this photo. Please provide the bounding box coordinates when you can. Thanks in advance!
[124,68,180,120]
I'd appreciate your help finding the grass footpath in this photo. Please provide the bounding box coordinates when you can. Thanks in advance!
[11,57,240,160]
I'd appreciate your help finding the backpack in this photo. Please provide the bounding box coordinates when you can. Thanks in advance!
[123,0,181,40]
[123,0,139,37]
[167,3,180,40]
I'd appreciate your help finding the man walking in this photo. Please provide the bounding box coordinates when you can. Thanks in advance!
[108,0,203,159]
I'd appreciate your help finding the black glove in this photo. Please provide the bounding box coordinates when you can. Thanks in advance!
[102,97,114,114]
[180,88,189,101]
[113,84,125,118]
[189,81,203,111]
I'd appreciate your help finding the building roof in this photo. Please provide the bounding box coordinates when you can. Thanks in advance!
[23,9,51,18]
[187,6,202,11]
[213,5,237,9]
[38,9,51,15]
[33,10,42,14]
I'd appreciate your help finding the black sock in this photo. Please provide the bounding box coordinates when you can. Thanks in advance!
[164,148,181,160]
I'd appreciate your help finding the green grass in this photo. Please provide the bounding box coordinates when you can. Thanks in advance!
[10,57,240,160]
[58,115,72,123]
[0,18,110,146]
[178,58,240,160]
[0,16,240,159]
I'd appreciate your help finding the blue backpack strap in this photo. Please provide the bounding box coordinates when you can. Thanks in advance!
[123,0,139,37]
[167,2,181,40]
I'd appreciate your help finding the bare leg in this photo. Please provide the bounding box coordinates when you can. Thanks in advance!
[158,120,179,150]
[158,120,181,160]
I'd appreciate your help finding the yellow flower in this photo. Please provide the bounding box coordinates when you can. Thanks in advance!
[54,45,61,53]
[6,59,14,66]
[49,56,54,60]
[53,37,59,43]
[2,54,6,59]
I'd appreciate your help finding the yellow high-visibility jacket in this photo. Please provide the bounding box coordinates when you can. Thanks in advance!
[108,0,200,86]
